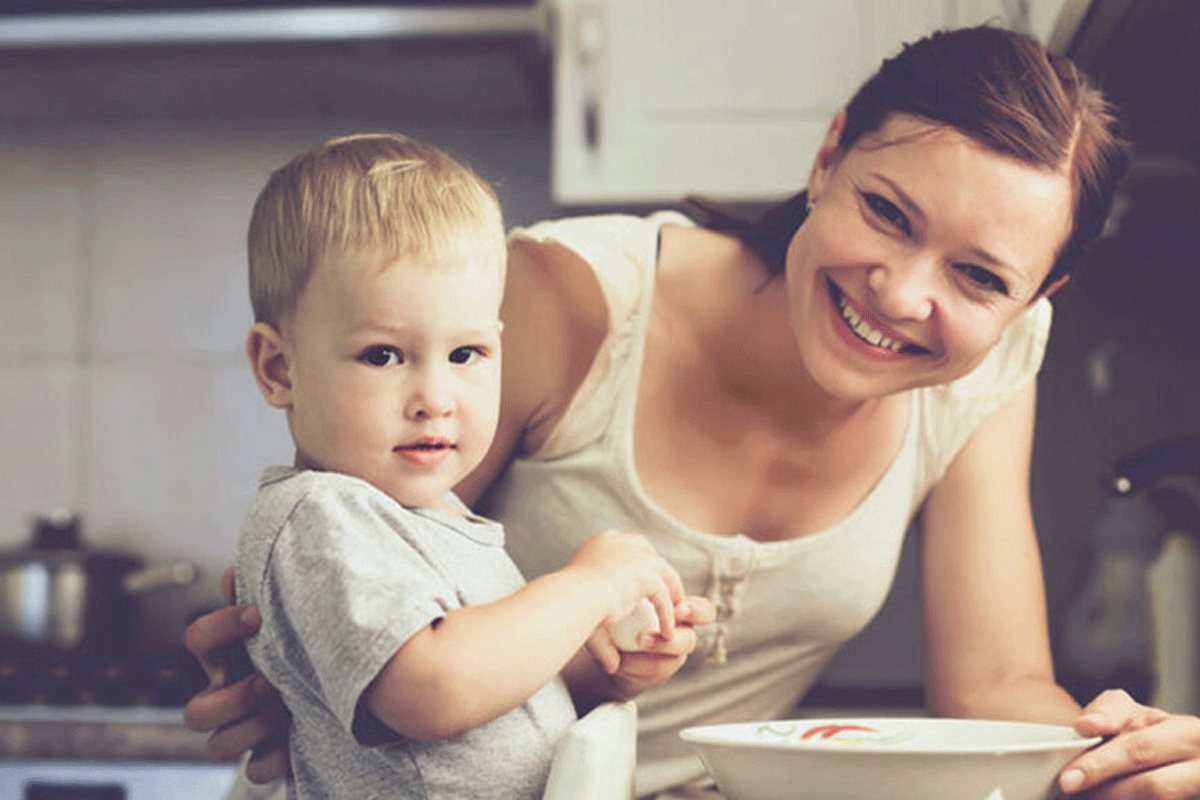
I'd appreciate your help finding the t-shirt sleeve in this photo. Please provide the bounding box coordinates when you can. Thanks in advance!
[916,298,1053,491]
[507,213,682,458]
[252,490,455,739]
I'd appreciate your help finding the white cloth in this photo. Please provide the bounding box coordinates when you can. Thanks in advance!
[543,701,639,800]
[485,212,1052,796]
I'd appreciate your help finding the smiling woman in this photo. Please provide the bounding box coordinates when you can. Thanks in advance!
[183,24,1200,800]
[786,113,1076,403]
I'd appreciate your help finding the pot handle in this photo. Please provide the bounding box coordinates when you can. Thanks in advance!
[122,560,197,595]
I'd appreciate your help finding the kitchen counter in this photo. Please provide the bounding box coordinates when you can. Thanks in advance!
[0,705,214,761]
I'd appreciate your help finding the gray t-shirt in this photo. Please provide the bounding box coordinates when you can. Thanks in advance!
[235,466,577,800]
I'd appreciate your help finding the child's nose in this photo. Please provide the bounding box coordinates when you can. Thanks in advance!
[405,367,454,419]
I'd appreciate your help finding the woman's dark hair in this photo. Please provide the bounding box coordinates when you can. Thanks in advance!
[688,25,1129,296]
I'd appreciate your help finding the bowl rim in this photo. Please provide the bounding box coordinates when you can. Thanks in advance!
[679,717,1103,755]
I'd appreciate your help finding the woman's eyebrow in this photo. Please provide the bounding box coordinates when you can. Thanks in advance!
[871,171,1016,275]
[870,173,926,224]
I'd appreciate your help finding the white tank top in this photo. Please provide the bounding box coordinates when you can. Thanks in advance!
[486,211,1053,796]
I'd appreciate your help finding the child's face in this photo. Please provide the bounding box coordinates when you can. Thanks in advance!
[281,239,504,511]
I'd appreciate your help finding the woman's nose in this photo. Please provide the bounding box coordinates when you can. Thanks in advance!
[867,256,936,322]
[405,366,454,420]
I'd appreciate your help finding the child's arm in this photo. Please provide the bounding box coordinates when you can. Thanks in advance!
[362,530,682,740]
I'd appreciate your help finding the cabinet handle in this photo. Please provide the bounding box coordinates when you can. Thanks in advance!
[576,4,603,155]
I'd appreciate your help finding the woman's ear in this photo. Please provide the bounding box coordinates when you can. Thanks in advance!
[1038,273,1071,301]
[246,321,294,409]
[807,109,847,201]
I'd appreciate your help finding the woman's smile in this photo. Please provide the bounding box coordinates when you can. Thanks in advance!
[786,113,1073,402]
[826,277,929,357]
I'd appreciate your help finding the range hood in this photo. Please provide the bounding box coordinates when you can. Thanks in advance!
[0,2,551,124]
[1049,0,1200,165]
[0,2,547,49]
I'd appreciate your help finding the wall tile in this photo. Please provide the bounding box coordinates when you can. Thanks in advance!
[0,133,86,357]
[88,129,295,357]
[0,364,81,548]
[84,358,292,637]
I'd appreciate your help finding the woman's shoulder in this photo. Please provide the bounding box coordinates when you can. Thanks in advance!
[509,209,693,252]
[941,298,1052,400]
[912,298,1052,486]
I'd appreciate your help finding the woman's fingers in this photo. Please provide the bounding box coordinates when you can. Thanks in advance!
[1076,689,1172,736]
[1060,709,1200,797]
[184,604,262,683]
[1081,755,1200,800]
[200,683,285,765]
[183,673,276,736]
[245,705,292,784]
[245,735,291,784]
[220,565,238,605]
[639,623,699,657]
[675,595,716,626]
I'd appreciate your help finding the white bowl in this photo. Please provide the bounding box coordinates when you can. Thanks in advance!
[679,717,1100,800]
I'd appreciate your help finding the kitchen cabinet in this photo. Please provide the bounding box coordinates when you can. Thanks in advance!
[549,0,1049,204]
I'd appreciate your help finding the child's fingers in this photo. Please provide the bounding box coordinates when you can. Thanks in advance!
[659,560,686,605]
[647,583,676,641]
[586,631,622,675]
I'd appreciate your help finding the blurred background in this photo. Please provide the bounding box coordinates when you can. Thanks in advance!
[0,3,1196,784]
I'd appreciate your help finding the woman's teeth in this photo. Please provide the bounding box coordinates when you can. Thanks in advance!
[837,293,903,353]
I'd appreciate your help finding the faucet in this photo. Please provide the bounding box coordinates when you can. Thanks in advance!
[1108,436,1200,537]
[1058,436,1200,706]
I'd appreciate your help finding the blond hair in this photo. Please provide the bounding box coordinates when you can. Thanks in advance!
[247,133,506,326]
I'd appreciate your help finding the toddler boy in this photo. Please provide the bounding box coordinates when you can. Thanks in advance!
[235,133,699,799]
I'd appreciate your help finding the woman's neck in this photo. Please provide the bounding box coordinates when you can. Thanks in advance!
[659,224,887,444]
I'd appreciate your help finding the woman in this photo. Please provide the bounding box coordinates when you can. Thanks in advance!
[185,25,1200,799]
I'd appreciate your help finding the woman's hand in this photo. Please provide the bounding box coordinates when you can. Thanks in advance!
[182,567,291,783]
[1058,689,1200,798]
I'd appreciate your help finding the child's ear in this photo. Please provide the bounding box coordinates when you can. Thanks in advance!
[246,322,294,409]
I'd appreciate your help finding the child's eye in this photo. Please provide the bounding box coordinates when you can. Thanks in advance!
[863,192,911,236]
[955,263,1010,295]
[449,346,484,365]
[360,346,402,367]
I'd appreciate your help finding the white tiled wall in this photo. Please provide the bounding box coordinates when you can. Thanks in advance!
[0,120,553,642]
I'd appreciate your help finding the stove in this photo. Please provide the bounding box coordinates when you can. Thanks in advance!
[0,647,236,799]
[0,647,208,709]
[0,759,239,800]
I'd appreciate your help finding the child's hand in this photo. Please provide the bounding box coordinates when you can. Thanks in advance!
[565,530,684,649]
[589,597,716,695]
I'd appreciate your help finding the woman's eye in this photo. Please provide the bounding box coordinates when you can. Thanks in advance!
[864,193,911,236]
[449,346,484,365]
[956,263,1009,295]
[360,346,402,367]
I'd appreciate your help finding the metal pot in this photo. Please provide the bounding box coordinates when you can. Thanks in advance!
[0,511,196,653]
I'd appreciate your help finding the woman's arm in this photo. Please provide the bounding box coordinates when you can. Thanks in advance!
[920,382,1200,798]
[919,379,1080,721]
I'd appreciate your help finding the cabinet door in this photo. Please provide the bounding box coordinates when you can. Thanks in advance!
[550,0,949,204]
